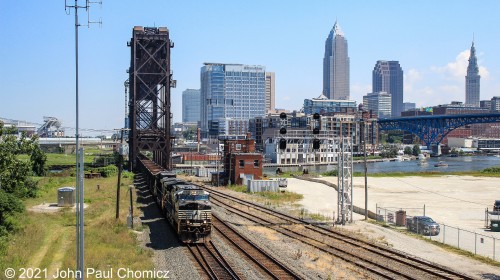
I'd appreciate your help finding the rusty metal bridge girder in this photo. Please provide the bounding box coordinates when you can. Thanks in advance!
[128,26,174,170]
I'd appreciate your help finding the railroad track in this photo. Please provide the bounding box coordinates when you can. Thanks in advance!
[187,241,240,280]
[204,186,476,280]
[212,214,302,280]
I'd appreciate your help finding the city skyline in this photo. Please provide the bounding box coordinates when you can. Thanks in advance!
[1,1,500,135]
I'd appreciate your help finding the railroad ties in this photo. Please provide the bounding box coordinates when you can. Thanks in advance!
[212,215,301,280]
[187,241,240,280]
[139,156,472,279]
[204,186,475,280]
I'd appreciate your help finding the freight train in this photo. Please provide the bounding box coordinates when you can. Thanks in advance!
[138,157,211,243]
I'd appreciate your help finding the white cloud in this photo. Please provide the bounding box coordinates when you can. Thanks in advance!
[404,68,422,93]
[431,49,489,81]
[410,87,435,107]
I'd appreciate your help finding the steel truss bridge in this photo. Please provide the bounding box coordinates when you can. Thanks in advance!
[377,113,500,148]
[128,26,175,170]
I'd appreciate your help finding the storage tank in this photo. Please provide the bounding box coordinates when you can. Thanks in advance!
[57,187,75,207]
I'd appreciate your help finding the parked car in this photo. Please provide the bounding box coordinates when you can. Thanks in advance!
[494,200,500,212]
[406,216,440,236]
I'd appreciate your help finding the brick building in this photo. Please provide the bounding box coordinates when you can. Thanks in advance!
[221,134,263,185]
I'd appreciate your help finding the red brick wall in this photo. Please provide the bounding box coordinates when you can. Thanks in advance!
[230,154,263,185]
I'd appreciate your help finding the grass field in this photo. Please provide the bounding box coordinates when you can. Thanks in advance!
[18,153,95,167]
[0,175,153,280]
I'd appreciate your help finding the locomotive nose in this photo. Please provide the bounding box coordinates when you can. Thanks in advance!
[193,210,200,219]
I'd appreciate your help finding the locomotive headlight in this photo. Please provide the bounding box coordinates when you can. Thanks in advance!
[203,220,206,224]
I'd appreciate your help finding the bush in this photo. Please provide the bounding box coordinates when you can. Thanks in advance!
[482,167,500,173]
[0,191,24,238]
[322,170,338,176]
[122,171,134,179]
[99,165,118,178]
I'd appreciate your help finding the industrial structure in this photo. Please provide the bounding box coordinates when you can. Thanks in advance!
[128,26,175,170]
[37,116,65,137]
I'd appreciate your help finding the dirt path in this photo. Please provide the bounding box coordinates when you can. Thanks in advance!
[26,229,62,269]
[46,229,71,279]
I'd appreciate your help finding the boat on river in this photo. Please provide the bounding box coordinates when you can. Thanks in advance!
[434,161,448,167]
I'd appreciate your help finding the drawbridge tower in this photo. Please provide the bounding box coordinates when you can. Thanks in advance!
[128,26,175,170]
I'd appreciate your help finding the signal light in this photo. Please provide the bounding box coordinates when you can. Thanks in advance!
[313,127,320,135]
[313,139,320,150]
[313,113,320,120]
[280,127,287,135]
[280,112,287,119]
[279,138,287,150]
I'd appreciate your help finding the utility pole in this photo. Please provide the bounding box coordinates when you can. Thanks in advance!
[362,119,368,220]
[129,185,134,229]
[64,1,101,279]
[115,128,128,219]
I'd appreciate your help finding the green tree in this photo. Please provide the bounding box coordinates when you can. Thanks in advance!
[403,146,412,155]
[412,145,421,156]
[0,121,45,238]
[380,146,398,158]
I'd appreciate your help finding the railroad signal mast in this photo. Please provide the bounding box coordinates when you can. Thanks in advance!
[337,128,353,225]
[279,112,287,150]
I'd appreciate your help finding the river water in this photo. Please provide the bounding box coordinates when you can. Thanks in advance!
[263,155,500,175]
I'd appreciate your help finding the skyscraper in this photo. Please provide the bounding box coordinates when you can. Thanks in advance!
[265,72,275,113]
[373,61,404,117]
[200,63,266,137]
[363,92,392,118]
[323,21,350,100]
[466,41,480,107]
[182,89,201,123]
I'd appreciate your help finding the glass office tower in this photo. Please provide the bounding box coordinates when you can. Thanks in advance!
[373,61,403,117]
[182,89,201,123]
[200,63,266,137]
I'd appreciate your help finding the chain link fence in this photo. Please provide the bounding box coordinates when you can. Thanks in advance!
[376,204,500,261]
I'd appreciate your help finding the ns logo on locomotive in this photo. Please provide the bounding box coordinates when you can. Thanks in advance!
[140,158,212,243]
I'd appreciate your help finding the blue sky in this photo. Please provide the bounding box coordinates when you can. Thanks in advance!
[1,1,500,135]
